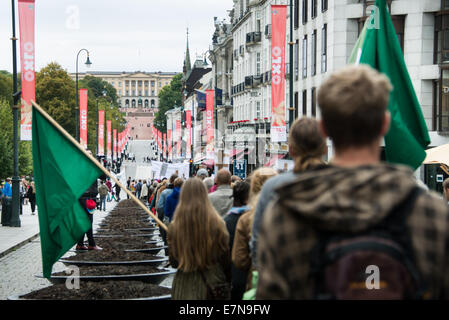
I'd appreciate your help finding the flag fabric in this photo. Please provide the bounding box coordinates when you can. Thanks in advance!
[352,0,430,170]
[196,91,207,110]
[32,106,103,278]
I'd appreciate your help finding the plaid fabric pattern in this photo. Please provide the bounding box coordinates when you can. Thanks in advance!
[256,164,449,299]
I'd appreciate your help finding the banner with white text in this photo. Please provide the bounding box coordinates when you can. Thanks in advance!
[79,89,88,149]
[19,0,36,141]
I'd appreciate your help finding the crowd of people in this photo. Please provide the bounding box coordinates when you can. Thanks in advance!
[1,177,37,226]
[141,65,449,300]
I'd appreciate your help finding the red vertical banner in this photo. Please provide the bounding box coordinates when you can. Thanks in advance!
[206,90,215,160]
[107,120,112,159]
[271,5,287,142]
[79,89,88,148]
[113,129,117,160]
[19,0,35,141]
[168,129,172,160]
[158,130,162,152]
[98,110,105,156]
[176,120,181,158]
[186,110,192,159]
[163,133,167,159]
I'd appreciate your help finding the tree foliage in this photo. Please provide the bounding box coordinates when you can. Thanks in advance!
[154,73,183,132]
[79,75,118,105]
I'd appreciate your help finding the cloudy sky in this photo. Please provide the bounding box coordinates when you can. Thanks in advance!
[0,0,234,74]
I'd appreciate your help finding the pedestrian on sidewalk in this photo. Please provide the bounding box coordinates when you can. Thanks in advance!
[141,179,148,203]
[114,182,121,202]
[126,177,131,199]
[256,65,449,299]
[168,178,231,300]
[26,181,37,215]
[105,178,113,202]
[136,179,143,199]
[1,178,12,226]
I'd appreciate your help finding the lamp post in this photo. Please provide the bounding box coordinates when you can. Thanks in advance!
[9,0,20,227]
[288,0,294,129]
[75,48,92,142]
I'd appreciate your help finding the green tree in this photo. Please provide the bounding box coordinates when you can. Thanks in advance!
[0,71,13,107]
[79,75,118,105]
[154,73,183,132]
[0,98,32,179]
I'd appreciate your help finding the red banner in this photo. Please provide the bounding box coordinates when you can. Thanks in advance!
[163,133,167,159]
[206,90,214,160]
[271,5,287,142]
[176,120,181,158]
[98,110,105,156]
[168,129,172,160]
[158,130,162,152]
[113,129,117,160]
[107,120,112,159]
[186,110,192,159]
[19,0,35,141]
[79,89,88,148]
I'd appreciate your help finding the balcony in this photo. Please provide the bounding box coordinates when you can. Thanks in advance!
[253,74,262,86]
[246,32,262,46]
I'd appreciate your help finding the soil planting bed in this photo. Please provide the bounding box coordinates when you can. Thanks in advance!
[95,237,162,250]
[63,250,161,262]
[54,265,163,276]
[96,228,158,235]
[19,281,171,300]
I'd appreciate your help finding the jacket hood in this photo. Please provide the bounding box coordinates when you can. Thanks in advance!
[275,163,421,233]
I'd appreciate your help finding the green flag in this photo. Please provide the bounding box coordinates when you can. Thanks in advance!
[32,106,103,278]
[350,0,430,170]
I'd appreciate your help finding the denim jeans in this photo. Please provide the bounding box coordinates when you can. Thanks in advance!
[100,195,106,211]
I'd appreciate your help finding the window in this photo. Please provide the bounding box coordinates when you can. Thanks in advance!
[256,101,261,119]
[322,24,327,73]
[126,90,129,96]
[435,14,449,64]
[294,91,299,120]
[302,90,307,115]
[256,52,261,76]
[322,0,328,12]
[302,35,308,79]
[302,0,308,24]
[311,0,317,19]
[311,87,317,118]
[312,30,317,76]
[152,90,155,96]
[294,0,300,29]
[295,39,299,80]
[151,81,155,87]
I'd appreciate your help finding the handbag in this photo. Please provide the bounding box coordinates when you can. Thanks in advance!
[199,270,231,300]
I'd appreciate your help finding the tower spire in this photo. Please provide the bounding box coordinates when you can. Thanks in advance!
[184,27,192,73]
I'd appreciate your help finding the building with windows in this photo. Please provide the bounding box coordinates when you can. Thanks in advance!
[209,0,449,176]
[72,71,178,140]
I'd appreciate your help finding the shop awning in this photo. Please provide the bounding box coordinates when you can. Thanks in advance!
[424,143,449,167]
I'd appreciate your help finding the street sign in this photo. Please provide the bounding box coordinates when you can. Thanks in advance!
[233,159,247,179]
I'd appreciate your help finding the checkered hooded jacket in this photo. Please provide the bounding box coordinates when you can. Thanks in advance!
[256,163,449,299]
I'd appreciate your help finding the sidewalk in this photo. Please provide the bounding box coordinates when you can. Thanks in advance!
[0,198,120,258]
[0,203,40,258]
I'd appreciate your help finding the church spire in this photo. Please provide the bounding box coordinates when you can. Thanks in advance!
[184,28,192,73]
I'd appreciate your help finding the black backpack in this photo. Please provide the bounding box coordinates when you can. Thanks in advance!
[310,187,426,300]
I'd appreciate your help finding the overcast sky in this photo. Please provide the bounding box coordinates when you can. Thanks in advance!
[0,0,234,74]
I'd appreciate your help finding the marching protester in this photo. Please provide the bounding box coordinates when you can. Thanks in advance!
[250,116,328,267]
[164,177,184,222]
[141,179,149,204]
[256,65,449,299]
[168,178,231,300]
[203,177,214,193]
[113,182,121,202]
[136,179,143,199]
[98,180,109,212]
[232,167,277,294]
[157,175,178,253]
[208,169,233,217]
[224,181,251,300]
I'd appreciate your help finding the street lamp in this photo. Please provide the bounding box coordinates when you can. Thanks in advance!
[75,48,92,142]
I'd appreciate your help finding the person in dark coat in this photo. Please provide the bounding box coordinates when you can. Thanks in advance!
[26,181,36,215]
[223,181,250,300]
[164,178,184,222]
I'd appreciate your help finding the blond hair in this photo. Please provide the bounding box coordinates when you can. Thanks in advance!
[168,178,229,272]
[318,64,392,150]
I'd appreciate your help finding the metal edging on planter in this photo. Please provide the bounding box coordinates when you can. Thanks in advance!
[58,256,169,266]
[124,246,167,254]
[94,233,160,238]
[8,294,172,300]
[33,268,176,285]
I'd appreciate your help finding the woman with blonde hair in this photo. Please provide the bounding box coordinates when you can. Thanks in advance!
[168,177,231,300]
[232,167,278,292]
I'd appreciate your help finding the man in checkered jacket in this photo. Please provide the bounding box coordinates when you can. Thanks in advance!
[256,65,449,299]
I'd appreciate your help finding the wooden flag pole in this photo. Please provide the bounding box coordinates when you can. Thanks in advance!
[31,100,168,232]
